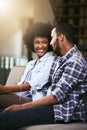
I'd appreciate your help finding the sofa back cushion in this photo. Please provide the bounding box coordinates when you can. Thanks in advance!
[6,66,25,86]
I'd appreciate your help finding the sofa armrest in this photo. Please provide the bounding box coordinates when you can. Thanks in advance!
[6,66,25,86]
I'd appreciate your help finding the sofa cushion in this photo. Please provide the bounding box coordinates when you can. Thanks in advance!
[19,123,87,130]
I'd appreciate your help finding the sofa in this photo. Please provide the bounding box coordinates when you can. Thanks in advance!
[6,66,87,130]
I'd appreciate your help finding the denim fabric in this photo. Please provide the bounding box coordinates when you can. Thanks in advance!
[0,106,54,130]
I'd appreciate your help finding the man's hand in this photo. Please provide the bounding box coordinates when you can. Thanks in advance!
[4,104,24,112]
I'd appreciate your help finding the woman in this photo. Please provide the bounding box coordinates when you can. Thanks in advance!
[0,22,54,107]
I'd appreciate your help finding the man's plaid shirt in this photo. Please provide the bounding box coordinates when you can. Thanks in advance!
[47,45,87,122]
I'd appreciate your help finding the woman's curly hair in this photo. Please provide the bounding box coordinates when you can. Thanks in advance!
[23,22,53,52]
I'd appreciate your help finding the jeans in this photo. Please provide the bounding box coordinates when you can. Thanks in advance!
[0,105,54,130]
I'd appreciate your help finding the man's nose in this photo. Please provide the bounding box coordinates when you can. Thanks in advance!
[50,40,53,45]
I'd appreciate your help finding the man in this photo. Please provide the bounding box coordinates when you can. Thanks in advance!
[0,22,87,130]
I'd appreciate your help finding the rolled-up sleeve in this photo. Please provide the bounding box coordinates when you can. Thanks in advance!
[47,60,86,103]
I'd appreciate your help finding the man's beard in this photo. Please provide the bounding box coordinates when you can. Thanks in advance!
[53,49,61,56]
[53,41,61,56]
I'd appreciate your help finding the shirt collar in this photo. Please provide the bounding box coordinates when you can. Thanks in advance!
[61,45,78,63]
[38,52,51,62]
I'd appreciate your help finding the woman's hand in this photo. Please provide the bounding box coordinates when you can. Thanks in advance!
[0,85,5,93]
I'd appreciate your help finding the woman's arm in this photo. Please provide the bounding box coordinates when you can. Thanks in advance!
[0,82,30,93]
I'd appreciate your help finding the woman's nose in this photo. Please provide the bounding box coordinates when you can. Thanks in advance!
[38,43,44,48]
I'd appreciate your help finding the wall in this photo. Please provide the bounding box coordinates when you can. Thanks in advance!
[0,0,54,58]
[33,0,54,24]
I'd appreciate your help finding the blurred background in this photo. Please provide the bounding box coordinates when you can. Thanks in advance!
[0,0,87,84]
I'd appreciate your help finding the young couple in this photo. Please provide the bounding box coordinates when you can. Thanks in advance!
[0,21,87,130]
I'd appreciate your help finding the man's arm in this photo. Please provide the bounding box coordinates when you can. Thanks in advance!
[4,94,58,112]
[23,94,58,108]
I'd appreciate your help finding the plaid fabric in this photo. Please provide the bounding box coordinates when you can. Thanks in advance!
[83,92,87,121]
[47,45,87,122]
